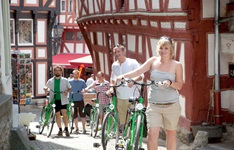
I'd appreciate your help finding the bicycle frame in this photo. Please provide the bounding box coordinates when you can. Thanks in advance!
[119,79,159,150]
[101,81,125,150]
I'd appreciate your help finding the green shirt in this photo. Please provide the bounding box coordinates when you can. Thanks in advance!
[54,78,61,100]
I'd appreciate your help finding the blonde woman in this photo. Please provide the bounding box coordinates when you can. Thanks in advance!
[117,36,183,150]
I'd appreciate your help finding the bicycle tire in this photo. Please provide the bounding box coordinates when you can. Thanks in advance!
[47,107,56,137]
[101,111,119,150]
[39,106,46,134]
[69,106,75,134]
[133,114,142,150]
[91,108,100,138]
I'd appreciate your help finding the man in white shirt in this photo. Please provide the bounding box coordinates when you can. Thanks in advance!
[110,44,144,127]
[86,74,95,93]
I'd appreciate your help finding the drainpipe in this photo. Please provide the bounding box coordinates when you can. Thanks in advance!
[214,0,222,125]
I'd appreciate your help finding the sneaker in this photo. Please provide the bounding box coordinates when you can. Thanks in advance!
[83,129,87,134]
[65,130,70,137]
[73,128,79,134]
[57,130,63,136]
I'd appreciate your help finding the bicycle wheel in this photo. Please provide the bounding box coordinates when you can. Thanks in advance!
[101,111,119,150]
[46,107,56,137]
[68,106,75,134]
[133,114,142,150]
[39,106,46,134]
[90,108,100,138]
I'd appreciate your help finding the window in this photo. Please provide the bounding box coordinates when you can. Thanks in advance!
[76,32,84,41]
[65,31,75,40]
[68,0,72,12]
[61,0,66,12]
[18,19,33,45]
[10,19,15,45]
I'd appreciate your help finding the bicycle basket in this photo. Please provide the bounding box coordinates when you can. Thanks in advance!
[83,103,92,117]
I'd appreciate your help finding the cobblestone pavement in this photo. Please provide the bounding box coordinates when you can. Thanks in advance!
[22,104,167,150]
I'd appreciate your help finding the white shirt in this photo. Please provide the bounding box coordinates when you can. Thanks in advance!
[86,77,94,86]
[110,58,144,99]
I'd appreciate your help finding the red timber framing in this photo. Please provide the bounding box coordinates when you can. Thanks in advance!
[57,0,89,64]
[77,0,234,135]
[10,0,60,98]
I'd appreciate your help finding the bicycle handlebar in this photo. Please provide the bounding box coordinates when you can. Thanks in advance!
[48,89,65,94]
[123,78,162,87]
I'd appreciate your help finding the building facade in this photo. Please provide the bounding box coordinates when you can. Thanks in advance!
[76,0,234,132]
[55,0,92,79]
[10,0,60,98]
[0,0,13,149]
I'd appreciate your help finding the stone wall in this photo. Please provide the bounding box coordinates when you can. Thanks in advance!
[0,94,12,150]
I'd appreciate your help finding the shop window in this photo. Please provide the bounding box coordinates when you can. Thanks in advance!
[65,31,75,40]
[18,19,33,45]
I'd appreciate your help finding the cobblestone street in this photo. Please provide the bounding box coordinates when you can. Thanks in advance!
[22,102,167,150]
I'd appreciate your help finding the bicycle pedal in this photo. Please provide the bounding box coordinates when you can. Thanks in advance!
[93,143,100,147]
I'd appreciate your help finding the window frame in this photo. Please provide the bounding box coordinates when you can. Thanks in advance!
[17,19,33,46]
[61,0,66,12]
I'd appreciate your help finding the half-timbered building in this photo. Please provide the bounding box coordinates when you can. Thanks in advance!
[54,0,92,79]
[10,0,60,98]
[76,0,234,139]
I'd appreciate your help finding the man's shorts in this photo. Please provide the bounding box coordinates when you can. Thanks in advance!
[146,101,181,130]
[74,101,85,118]
[117,99,132,125]
[55,100,67,113]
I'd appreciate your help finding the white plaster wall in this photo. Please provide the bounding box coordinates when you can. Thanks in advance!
[112,0,116,11]
[221,90,234,112]
[76,43,83,53]
[104,53,109,75]
[152,0,160,10]
[99,52,104,73]
[37,64,46,95]
[37,48,46,58]
[127,34,136,52]
[11,0,18,4]
[88,0,94,14]
[180,43,186,81]
[114,33,119,45]
[208,33,234,76]
[59,15,66,23]
[37,20,45,43]
[168,0,181,9]
[65,43,74,53]
[90,32,94,44]
[129,0,135,10]
[179,95,186,117]
[97,32,103,46]
[26,0,37,4]
[202,0,230,18]
[94,0,99,13]
[138,36,142,54]
[137,0,146,9]
[85,44,90,53]
[105,0,111,11]
[150,38,159,57]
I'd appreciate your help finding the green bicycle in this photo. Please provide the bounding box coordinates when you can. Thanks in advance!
[101,81,125,150]
[67,91,78,134]
[38,89,64,137]
[90,92,101,138]
[116,79,161,150]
